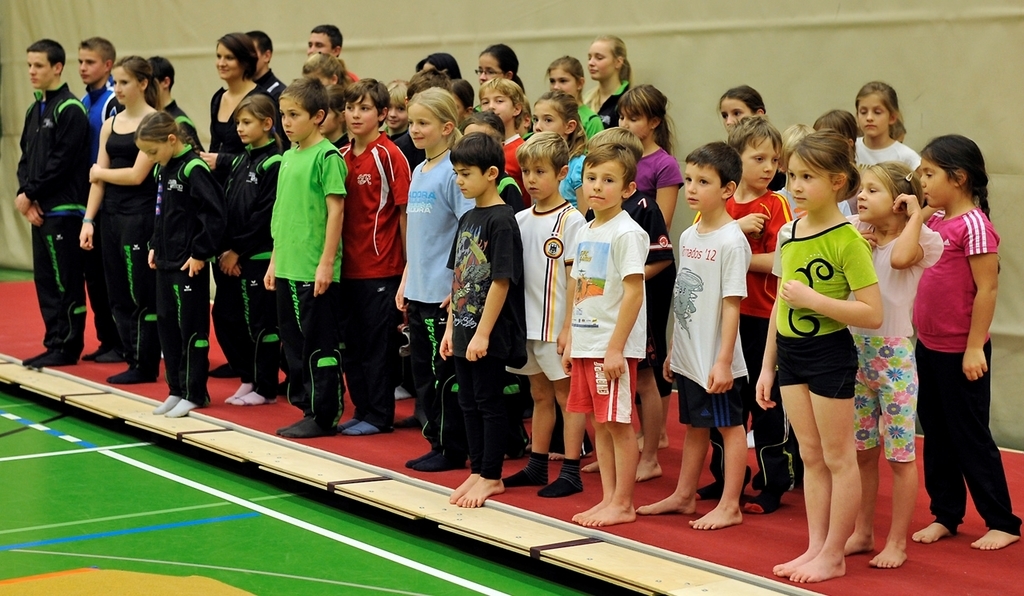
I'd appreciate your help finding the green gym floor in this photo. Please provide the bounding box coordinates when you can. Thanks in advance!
[0,387,612,595]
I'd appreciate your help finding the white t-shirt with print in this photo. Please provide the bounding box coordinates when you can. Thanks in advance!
[855,138,921,170]
[671,220,751,389]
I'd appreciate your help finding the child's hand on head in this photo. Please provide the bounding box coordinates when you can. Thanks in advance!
[893,193,921,218]
[780,280,820,311]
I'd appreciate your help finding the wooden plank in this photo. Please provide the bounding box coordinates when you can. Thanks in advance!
[668,579,790,595]
[182,431,381,488]
[539,542,731,595]
[430,506,589,556]
[121,412,225,441]
[335,479,452,519]
[65,393,156,420]
[0,363,106,400]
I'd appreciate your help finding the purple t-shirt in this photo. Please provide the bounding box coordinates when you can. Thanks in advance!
[635,148,682,197]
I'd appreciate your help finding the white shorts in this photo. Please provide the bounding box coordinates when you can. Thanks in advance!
[507,340,568,381]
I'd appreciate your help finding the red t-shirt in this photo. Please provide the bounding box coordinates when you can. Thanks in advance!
[503,136,530,207]
[339,135,411,279]
[725,190,793,318]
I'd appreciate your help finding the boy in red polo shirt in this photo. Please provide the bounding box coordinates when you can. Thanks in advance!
[337,79,412,435]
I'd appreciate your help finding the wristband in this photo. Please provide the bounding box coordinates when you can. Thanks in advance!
[83,218,95,225]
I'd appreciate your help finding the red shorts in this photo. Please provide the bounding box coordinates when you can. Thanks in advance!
[567,357,638,424]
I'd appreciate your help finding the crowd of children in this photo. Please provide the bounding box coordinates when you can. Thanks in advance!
[15,27,1019,585]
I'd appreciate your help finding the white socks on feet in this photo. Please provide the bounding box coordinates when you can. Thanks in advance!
[226,383,254,404]
[153,395,182,415]
[164,399,199,418]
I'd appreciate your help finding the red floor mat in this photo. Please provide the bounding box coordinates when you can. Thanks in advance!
[2,280,1021,595]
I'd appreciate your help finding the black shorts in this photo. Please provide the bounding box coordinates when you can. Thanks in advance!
[776,330,857,399]
[677,375,745,428]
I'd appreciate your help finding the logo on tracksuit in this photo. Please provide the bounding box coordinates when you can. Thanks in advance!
[167,178,184,192]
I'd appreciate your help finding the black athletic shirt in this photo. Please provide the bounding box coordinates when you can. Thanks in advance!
[104,114,158,216]
[209,86,276,182]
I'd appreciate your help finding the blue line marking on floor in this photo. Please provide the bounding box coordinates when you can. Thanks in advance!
[0,408,98,449]
[0,512,260,552]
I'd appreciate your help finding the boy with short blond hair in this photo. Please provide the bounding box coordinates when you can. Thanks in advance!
[266,77,347,438]
[639,142,752,530]
[441,132,527,509]
[563,140,648,527]
[502,132,588,497]
[479,77,529,206]
[337,78,412,436]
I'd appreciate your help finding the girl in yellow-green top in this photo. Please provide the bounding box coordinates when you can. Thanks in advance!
[584,36,630,129]
[546,56,603,139]
[755,131,882,585]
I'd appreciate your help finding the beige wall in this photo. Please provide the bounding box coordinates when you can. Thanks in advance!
[2,0,1023,446]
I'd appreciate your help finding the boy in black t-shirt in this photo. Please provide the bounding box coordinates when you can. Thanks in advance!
[440,133,526,508]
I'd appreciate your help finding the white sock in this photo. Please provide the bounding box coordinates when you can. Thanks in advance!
[234,391,270,406]
[230,382,254,398]
[153,395,182,415]
[165,399,199,418]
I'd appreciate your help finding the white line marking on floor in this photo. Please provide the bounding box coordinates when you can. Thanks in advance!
[0,492,297,537]
[0,403,41,410]
[58,434,82,443]
[28,423,49,431]
[0,442,151,463]
[101,450,510,596]
[1,413,21,420]
[14,549,433,595]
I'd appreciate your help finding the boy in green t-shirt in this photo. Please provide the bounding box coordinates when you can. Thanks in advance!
[266,77,348,438]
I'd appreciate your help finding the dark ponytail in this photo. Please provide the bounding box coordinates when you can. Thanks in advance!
[481,44,524,92]
[136,111,195,148]
[114,55,160,109]
[920,134,990,219]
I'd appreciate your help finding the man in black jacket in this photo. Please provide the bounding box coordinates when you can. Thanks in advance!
[16,39,91,368]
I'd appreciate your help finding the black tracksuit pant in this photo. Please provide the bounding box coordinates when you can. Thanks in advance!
[239,258,279,398]
[917,340,1021,536]
[32,215,86,358]
[84,211,122,353]
[341,276,401,431]
[101,213,160,376]
[407,300,466,461]
[277,279,342,431]
[155,267,211,405]
[708,315,802,494]
[212,263,253,381]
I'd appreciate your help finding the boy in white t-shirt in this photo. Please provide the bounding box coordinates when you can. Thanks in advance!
[638,142,752,531]
[563,137,649,527]
[503,133,588,497]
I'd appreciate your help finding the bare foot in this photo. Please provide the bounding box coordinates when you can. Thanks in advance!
[572,500,609,525]
[548,452,565,461]
[789,554,845,583]
[844,532,875,556]
[637,493,696,516]
[457,478,504,508]
[912,522,952,544]
[773,548,819,578]
[583,504,636,527]
[582,461,600,473]
[635,459,662,482]
[689,503,742,530]
[658,430,669,449]
[450,474,479,505]
[971,530,1020,551]
[869,541,907,568]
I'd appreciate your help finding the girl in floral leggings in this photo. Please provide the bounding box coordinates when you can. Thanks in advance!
[844,162,943,569]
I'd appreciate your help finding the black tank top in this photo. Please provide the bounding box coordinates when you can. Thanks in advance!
[104,115,158,215]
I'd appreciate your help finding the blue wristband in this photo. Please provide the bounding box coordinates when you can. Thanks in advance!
[83,218,95,224]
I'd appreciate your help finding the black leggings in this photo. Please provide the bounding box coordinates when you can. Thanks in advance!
[101,212,159,375]
[454,355,508,480]
[155,267,210,405]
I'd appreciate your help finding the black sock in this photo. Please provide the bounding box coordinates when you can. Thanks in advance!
[502,451,548,487]
[538,459,583,497]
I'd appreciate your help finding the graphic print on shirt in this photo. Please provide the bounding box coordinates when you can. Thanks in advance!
[571,240,609,330]
[451,224,490,329]
[672,268,704,338]
[407,189,435,213]
[789,253,834,337]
